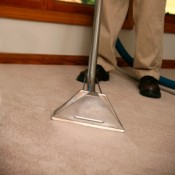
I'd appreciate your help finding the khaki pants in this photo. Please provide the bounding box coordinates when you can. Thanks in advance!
[97,0,166,80]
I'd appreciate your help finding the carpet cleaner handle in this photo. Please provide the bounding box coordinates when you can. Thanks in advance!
[87,0,102,92]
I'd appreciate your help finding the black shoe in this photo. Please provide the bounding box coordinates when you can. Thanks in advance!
[76,64,109,83]
[139,76,161,98]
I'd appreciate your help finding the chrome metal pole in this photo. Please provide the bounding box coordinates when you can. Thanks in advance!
[87,0,102,92]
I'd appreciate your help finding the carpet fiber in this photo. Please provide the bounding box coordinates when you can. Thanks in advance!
[0,64,175,175]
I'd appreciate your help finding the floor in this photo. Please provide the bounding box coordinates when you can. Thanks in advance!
[0,64,175,175]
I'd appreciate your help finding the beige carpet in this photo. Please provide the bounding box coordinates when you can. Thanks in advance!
[0,64,175,175]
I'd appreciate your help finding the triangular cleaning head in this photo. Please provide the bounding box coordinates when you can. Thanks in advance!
[52,90,124,132]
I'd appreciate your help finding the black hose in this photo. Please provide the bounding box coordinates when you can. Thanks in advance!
[115,38,175,90]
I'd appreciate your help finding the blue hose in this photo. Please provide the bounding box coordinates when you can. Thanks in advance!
[115,38,175,90]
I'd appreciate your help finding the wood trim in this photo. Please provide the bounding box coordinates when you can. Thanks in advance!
[46,0,133,29]
[47,1,94,15]
[0,53,88,65]
[164,14,175,33]
[0,2,175,33]
[161,59,175,69]
[0,6,92,26]
[0,1,133,28]
[116,57,175,69]
[0,53,174,69]
[0,0,47,9]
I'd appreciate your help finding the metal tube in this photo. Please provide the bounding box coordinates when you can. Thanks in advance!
[87,0,102,92]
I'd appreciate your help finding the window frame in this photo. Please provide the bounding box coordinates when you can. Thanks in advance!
[0,0,133,28]
[164,13,175,33]
[0,0,47,9]
[0,0,174,33]
[47,0,134,29]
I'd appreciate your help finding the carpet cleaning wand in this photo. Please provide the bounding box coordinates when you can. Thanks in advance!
[51,0,124,132]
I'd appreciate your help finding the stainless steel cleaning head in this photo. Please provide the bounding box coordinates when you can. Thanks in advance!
[51,0,124,132]
[52,90,124,132]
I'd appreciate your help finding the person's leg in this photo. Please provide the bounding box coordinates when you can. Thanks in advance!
[133,0,166,98]
[77,0,130,83]
[98,0,130,71]
[133,0,166,80]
